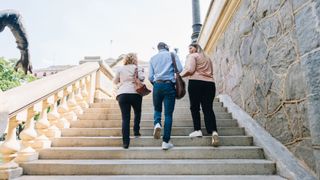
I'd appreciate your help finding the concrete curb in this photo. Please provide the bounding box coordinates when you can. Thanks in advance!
[218,94,317,180]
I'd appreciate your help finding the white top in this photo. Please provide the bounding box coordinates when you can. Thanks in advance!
[112,64,145,96]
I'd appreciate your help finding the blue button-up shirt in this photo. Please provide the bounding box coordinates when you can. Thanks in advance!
[149,49,183,83]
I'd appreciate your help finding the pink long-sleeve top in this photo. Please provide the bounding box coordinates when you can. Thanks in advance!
[180,52,214,82]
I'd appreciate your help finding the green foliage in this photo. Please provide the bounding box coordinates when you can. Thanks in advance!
[0,57,37,91]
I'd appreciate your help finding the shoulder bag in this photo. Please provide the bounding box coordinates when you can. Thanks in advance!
[134,67,151,96]
[170,53,186,99]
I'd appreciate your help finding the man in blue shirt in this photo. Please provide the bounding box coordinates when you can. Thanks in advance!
[149,42,183,150]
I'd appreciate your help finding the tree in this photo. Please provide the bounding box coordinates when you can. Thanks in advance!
[0,57,37,91]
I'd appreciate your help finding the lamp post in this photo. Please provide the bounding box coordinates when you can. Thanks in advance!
[191,0,202,43]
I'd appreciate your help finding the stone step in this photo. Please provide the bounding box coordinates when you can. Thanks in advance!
[70,119,238,128]
[15,175,286,180]
[78,113,232,120]
[84,107,228,113]
[90,102,223,108]
[39,146,264,159]
[52,136,253,147]
[61,127,245,137]
[100,98,220,104]
[20,159,276,175]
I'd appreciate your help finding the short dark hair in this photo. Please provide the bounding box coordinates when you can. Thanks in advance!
[157,42,169,51]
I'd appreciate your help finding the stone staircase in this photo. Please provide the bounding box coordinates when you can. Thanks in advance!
[17,97,285,179]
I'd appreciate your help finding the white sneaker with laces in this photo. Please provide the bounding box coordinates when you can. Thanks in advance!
[212,131,219,147]
[189,130,203,137]
[162,141,174,150]
[153,123,161,139]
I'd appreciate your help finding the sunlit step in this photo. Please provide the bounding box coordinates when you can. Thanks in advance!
[52,136,253,147]
[61,127,245,137]
[39,146,264,159]
[71,119,238,128]
[20,159,276,175]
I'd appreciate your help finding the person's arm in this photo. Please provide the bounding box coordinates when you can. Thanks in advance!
[148,59,155,84]
[112,68,120,84]
[138,66,145,81]
[180,54,196,77]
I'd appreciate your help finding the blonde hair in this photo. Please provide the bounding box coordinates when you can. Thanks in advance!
[189,43,209,59]
[123,53,137,65]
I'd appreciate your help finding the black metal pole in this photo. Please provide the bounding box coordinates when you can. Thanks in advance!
[191,0,202,43]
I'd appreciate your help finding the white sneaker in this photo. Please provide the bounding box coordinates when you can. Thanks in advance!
[189,130,203,137]
[212,131,219,147]
[162,141,174,150]
[153,123,161,139]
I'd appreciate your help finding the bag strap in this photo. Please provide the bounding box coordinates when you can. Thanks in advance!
[170,52,179,74]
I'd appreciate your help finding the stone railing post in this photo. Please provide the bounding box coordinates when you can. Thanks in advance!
[16,107,39,162]
[56,90,71,129]
[47,94,62,138]
[0,115,23,179]
[76,80,88,109]
[88,74,96,104]
[0,117,21,162]
[94,70,104,102]
[81,78,90,108]
[34,100,52,151]
[61,88,77,122]
[69,83,83,115]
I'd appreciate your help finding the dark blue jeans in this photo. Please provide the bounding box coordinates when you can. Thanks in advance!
[153,82,176,143]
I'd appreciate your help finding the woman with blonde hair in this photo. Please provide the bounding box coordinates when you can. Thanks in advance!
[180,43,219,146]
[113,53,145,149]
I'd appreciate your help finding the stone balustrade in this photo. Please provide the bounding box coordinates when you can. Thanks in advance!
[0,62,114,179]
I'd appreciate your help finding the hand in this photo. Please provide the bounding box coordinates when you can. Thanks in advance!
[14,49,32,74]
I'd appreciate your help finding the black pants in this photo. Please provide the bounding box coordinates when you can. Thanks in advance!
[117,94,142,146]
[188,80,217,134]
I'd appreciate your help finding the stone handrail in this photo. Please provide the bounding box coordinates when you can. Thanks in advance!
[0,62,115,179]
[3,62,99,117]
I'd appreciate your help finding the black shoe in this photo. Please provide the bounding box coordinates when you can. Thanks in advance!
[134,132,141,137]
[123,144,129,149]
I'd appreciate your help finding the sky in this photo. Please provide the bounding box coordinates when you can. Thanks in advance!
[0,0,211,69]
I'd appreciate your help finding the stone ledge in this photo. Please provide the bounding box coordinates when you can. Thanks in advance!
[218,94,317,180]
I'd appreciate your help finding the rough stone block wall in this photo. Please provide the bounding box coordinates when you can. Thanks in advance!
[210,0,319,173]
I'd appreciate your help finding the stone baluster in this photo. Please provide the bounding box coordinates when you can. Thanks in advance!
[47,94,62,138]
[88,74,96,104]
[16,107,39,162]
[0,116,21,162]
[35,100,50,135]
[34,100,52,150]
[79,78,89,109]
[62,87,78,122]
[69,83,83,115]
[56,90,71,129]
[0,116,23,178]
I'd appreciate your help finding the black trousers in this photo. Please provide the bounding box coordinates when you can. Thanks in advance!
[188,80,217,134]
[117,94,142,145]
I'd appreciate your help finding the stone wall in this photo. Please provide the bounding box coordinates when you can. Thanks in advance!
[210,0,319,173]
